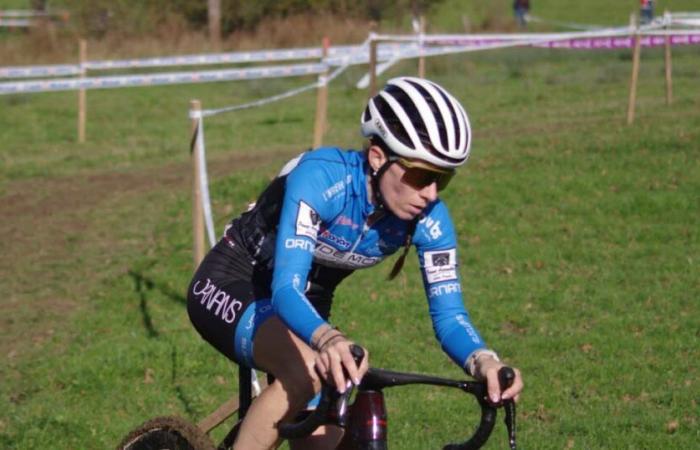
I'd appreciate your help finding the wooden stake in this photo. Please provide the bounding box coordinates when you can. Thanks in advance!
[190,100,205,268]
[313,37,330,149]
[626,13,641,125]
[664,10,673,106]
[207,0,222,48]
[418,15,426,78]
[78,39,87,143]
[369,36,378,98]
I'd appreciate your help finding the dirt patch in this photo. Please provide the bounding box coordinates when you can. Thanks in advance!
[0,148,298,358]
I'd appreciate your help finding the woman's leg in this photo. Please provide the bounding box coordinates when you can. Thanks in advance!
[233,316,342,450]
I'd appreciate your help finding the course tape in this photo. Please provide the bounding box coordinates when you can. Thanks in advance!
[0,62,326,95]
[193,37,368,118]
[2,24,698,87]
[194,118,217,248]
[0,64,81,79]
[83,45,360,71]
[0,9,59,17]
[0,18,31,27]
[0,45,363,79]
[672,18,700,27]
[377,27,700,52]
[671,12,700,18]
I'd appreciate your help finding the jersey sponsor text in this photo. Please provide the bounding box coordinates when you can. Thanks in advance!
[191,278,243,324]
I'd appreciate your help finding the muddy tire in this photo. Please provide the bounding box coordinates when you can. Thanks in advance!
[117,416,216,450]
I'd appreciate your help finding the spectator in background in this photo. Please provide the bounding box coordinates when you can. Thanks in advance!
[513,0,530,28]
[640,0,655,24]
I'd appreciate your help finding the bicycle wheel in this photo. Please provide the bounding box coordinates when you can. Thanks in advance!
[117,416,216,450]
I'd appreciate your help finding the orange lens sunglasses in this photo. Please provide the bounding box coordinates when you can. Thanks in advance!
[395,158,455,191]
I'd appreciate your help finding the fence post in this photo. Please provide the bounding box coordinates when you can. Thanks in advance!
[664,9,673,106]
[207,0,222,48]
[418,15,426,78]
[78,39,87,142]
[626,12,641,125]
[369,34,378,97]
[313,37,330,149]
[190,100,205,268]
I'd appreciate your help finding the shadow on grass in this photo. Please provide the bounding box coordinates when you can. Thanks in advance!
[171,346,196,417]
[128,269,187,339]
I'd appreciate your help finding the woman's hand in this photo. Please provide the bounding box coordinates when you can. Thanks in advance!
[311,326,369,393]
[475,354,523,404]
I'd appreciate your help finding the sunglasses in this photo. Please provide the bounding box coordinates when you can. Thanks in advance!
[395,158,455,191]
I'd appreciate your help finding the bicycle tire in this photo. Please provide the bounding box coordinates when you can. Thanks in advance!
[117,416,216,450]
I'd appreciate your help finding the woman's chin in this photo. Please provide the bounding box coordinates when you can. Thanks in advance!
[396,208,419,220]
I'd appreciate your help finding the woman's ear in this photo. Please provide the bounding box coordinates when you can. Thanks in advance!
[367,145,388,173]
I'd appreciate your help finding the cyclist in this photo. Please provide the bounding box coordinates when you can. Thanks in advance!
[187,77,524,450]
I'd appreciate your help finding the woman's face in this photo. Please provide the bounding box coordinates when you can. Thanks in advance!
[368,146,442,220]
[380,161,439,219]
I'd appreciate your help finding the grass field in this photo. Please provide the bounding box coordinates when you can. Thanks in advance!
[1,2,699,449]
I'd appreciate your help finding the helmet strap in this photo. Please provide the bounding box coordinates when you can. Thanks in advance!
[369,157,395,211]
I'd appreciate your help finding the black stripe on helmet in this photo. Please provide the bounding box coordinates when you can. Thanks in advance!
[373,94,414,150]
[384,84,430,150]
[362,105,370,123]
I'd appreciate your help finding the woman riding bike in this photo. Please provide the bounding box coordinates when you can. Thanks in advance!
[187,77,524,450]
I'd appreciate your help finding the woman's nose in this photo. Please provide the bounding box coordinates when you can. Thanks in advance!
[420,182,438,202]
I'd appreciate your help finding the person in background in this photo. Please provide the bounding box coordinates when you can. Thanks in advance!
[513,0,530,29]
[640,0,655,25]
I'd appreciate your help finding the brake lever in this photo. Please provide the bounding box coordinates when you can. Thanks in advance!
[498,367,517,450]
[339,345,364,423]
[336,381,354,427]
[443,366,517,450]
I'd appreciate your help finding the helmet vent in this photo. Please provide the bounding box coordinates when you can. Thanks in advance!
[374,94,414,150]
[429,81,462,150]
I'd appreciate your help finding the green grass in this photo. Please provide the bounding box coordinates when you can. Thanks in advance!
[1,5,699,449]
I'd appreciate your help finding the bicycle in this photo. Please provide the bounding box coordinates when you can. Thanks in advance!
[117,347,517,450]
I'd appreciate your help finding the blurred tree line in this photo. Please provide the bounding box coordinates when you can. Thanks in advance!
[48,0,443,38]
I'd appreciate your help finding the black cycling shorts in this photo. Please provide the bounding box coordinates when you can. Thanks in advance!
[187,236,273,367]
[187,230,346,368]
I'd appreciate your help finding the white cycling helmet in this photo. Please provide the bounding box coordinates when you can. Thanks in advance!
[361,77,472,169]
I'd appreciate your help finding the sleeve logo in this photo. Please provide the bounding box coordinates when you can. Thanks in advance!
[431,252,451,266]
[295,201,321,240]
[423,249,457,284]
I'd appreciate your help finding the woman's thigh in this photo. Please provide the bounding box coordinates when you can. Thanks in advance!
[252,316,318,393]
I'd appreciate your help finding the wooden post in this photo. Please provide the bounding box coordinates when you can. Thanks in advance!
[190,100,205,268]
[664,10,673,106]
[207,0,222,48]
[418,15,426,78]
[626,12,641,125]
[313,37,330,149]
[77,39,87,143]
[369,35,378,98]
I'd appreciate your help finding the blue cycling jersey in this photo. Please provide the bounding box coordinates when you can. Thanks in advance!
[269,147,486,369]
